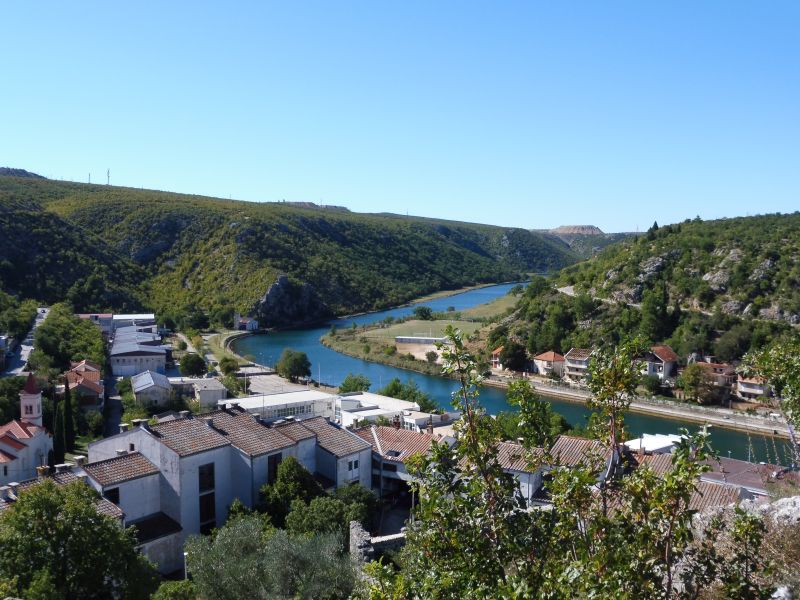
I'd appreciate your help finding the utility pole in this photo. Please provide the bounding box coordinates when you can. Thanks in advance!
[107,169,110,185]
[88,173,91,184]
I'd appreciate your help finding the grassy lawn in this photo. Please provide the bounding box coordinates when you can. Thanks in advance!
[362,319,482,341]
[460,293,519,320]
[206,331,251,364]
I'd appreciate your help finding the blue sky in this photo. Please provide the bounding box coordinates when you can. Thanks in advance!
[2,1,798,232]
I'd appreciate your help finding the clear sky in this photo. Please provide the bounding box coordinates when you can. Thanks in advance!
[2,2,798,232]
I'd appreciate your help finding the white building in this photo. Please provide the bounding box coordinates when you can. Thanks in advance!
[564,348,592,382]
[87,408,371,572]
[0,374,52,485]
[132,370,173,406]
[193,379,227,409]
[110,343,167,377]
[532,351,565,377]
[736,375,770,400]
[623,433,683,454]
[226,389,337,421]
[335,391,419,428]
[642,345,679,382]
[112,314,157,332]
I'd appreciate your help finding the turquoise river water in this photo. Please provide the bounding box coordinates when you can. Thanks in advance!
[233,284,789,462]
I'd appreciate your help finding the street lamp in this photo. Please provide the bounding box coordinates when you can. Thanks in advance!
[183,551,189,580]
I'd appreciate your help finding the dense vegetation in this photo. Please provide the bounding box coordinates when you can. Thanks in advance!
[558,215,800,321]
[29,304,105,374]
[0,175,576,326]
[0,290,37,341]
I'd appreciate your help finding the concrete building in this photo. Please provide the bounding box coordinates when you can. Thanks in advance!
[0,374,52,485]
[112,314,157,332]
[132,371,173,406]
[736,375,770,400]
[642,345,679,382]
[532,351,565,377]
[233,313,259,331]
[335,391,419,428]
[226,389,337,421]
[564,348,592,382]
[491,346,503,370]
[110,343,167,377]
[86,408,371,572]
[193,379,227,409]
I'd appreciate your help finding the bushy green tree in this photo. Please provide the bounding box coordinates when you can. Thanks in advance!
[218,356,239,376]
[179,353,206,377]
[338,373,371,393]
[412,306,433,320]
[0,480,158,599]
[276,349,311,382]
[679,363,715,404]
[186,515,354,600]
[378,378,438,413]
[259,456,324,527]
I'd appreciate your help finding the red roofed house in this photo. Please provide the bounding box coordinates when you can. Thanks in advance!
[533,351,565,377]
[642,345,679,382]
[491,346,504,371]
[0,374,52,485]
[65,360,105,410]
[736,375,770,401]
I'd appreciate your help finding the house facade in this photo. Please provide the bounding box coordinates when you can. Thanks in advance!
[110,343,167,377]
[642,345,679,382]
[491,346,504,370]
[533,351,565,377]
[564,348,592,382]
[132,370,173,406]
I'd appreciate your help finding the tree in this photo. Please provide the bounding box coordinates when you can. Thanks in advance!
[504,379,570,449]
[285,496,350,537]
[218,356,239,376]
[425,350,438,364]
[186,515,354,600]
[0,480,158,599]
[338,373,371,393]
[679,363,715,404]
[62,380,75,452]
[179,353,207,377]
[276,349,311,383]
[412,306,433,321]
[259,456,324,527]
[52,396,65,465]
[500,340,527,372]
[640,281,670,342]
[152,580,198,600]
[360,328,774,598]
[378,378,438,413]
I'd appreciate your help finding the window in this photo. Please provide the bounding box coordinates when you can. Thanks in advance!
[24,405,32,415]
[104,487,120,504]
[198,463,216,534]
[129,443,135,452]
[199,463,215,493]
[3,466,7,477]
[267,453,282,485]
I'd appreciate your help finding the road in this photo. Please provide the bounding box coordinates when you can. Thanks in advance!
[2,307,50,377]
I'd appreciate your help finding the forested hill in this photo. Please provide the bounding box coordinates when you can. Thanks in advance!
[558,214,800,324]
[0,175,576,326]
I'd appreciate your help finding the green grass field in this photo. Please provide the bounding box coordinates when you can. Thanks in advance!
[459,293,519,320]
[363,319,482,340]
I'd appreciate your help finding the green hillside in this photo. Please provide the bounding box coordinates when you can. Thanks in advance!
[0,176,576,326]
[558,215,800,323]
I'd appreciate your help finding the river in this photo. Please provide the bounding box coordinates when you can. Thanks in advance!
[232,284,790,462]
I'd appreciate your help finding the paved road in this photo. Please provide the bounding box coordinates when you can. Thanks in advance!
[2,307,50,376]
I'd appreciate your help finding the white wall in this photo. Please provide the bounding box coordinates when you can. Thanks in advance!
[114,474,161,521]
[177,447,233,540]
[111,355,166,377]
[139,533,184,575]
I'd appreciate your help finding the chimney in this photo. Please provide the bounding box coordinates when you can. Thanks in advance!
[179,410,190,419]
[426,415,434,435]
[119,423,130,433]
[202,416,214,428]
[392,414,401,430]
[36,465,49,479]
[76,474,88,485]
[74,456,87,467]
[55,463,71,474]
[116,449,127,457]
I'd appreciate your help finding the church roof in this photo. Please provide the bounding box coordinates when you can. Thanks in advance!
[23,373,39,394]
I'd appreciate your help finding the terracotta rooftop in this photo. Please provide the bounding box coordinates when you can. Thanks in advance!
[67,369,101,384]
[203,409,296,457]
[549,435,609,467]
[633,452,675,477]
[492,346,504,356]
[0,420,42,440]
[651,345,679,363]
[299,417,371,458]
[699,457,789,494]
[533,351,565,362]
[354,426,440,463]
[688,480,741,511]
[0,434,27,451]
[68,376,104,395]
[1,472,123,520]
[150,417,231,457]
[83,452,160,487]
[70,359,102,372]
[564,348,592,361]
[496,441,545,472]
[272,420,317,442]
[0,449,15,464]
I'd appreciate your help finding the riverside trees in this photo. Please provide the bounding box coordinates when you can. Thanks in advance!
[358,327,775,599]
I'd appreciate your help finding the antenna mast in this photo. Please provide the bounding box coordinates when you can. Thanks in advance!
[107,169,110,185]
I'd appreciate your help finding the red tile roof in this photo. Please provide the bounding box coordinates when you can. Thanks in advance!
[68,377,104,395]
[354,426,439,463]
[651,345,679,363]
[0,434,27,451]
[150,417,231,457]
[67,369,101,384]
[0,450,16,463]
[564,348,592,361]
[633,453,674,477]
[549,435,608,467]
[688,480,741,511]
[0,420,43,440]
[83,452,160,487]
[203,409,296,457]
[1,473,124,520]
[492,346,504,356]
[299,417,371,458]
[70,359,102,372]
[534,351,565,362]
[496,441,545,472]
[273,420,317,442]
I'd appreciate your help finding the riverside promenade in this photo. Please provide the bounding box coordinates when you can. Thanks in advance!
[485,374,791,439]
